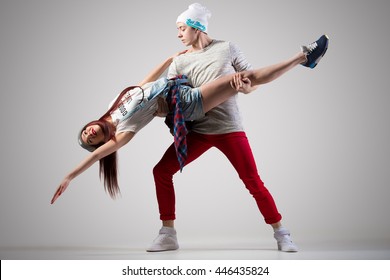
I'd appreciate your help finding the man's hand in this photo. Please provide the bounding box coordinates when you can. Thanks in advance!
[230,73,257,94]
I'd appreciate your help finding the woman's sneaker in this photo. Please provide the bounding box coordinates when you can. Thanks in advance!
[146,226,179,252]
[301,34,329,68]
[274,228,298,252]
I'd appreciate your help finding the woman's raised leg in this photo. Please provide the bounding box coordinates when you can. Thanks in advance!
[243,52,306,86]
[200,52,306,112]
[200,34,329,113]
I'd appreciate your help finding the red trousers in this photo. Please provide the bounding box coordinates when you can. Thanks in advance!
[153,132,282,224]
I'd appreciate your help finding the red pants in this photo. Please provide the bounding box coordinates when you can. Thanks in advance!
[153,132,282,224]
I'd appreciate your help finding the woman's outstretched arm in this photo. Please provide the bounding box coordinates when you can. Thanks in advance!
[50,131,134,204]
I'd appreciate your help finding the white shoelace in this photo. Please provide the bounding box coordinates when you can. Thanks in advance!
[305,41,318,54]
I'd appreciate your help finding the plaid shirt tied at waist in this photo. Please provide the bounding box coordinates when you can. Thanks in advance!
[164,75,192,172]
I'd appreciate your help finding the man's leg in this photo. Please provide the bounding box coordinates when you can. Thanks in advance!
[147,132,213,252]
[214,132,298,252]
[212,132,281,223]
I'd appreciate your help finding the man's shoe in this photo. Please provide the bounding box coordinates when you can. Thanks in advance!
[274,228,299,252]
[301,34,329,69]
[146,227,179,252]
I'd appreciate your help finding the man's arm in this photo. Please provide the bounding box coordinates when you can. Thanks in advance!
[230,42,259,91]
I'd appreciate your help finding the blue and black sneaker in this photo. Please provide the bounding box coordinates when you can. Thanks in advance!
[301,35,329,69]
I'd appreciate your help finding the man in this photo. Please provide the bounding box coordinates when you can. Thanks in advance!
[147,3,328,253]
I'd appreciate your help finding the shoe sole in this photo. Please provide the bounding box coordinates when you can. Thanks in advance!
[146,245,179,252]
[277,244,298,253]
[310,34,329,68]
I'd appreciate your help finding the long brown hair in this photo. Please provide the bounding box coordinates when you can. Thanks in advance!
[84,86,143,199]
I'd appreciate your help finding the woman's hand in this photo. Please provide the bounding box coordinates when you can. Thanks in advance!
[230,73,256,94]
[51,178,71,204]
[172,49,188,59]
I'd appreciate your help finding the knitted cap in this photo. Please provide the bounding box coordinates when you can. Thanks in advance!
[176,3,212,33]
[78,127,96,152]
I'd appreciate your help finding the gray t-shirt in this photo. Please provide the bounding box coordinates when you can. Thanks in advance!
[167,40,252,134]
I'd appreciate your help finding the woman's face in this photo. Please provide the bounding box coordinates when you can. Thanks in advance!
[80,124,105,146]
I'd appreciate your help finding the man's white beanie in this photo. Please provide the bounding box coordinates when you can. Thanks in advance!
[176,3,212,33]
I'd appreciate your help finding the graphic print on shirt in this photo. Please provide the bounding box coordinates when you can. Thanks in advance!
[111,87,145,123]
[118,92,134,117]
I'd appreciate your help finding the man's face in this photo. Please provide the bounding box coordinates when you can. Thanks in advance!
[176,22,199,46]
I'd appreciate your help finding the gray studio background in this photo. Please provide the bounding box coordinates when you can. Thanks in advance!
[1,0,389,258]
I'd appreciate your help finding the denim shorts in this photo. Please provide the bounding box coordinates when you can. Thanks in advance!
[179,85,204,121]
[149,77,205,121]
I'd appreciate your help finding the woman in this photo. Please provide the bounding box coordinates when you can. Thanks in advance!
[51,34,329,204]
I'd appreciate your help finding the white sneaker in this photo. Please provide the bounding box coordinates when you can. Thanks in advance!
[146,226,179,252]
[274,228,298,252]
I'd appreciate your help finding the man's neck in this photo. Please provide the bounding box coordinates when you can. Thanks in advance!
[191,34,213,52]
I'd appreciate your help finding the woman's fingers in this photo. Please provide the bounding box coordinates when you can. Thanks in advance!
[51,180,69,204]
[51,188,61,204]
